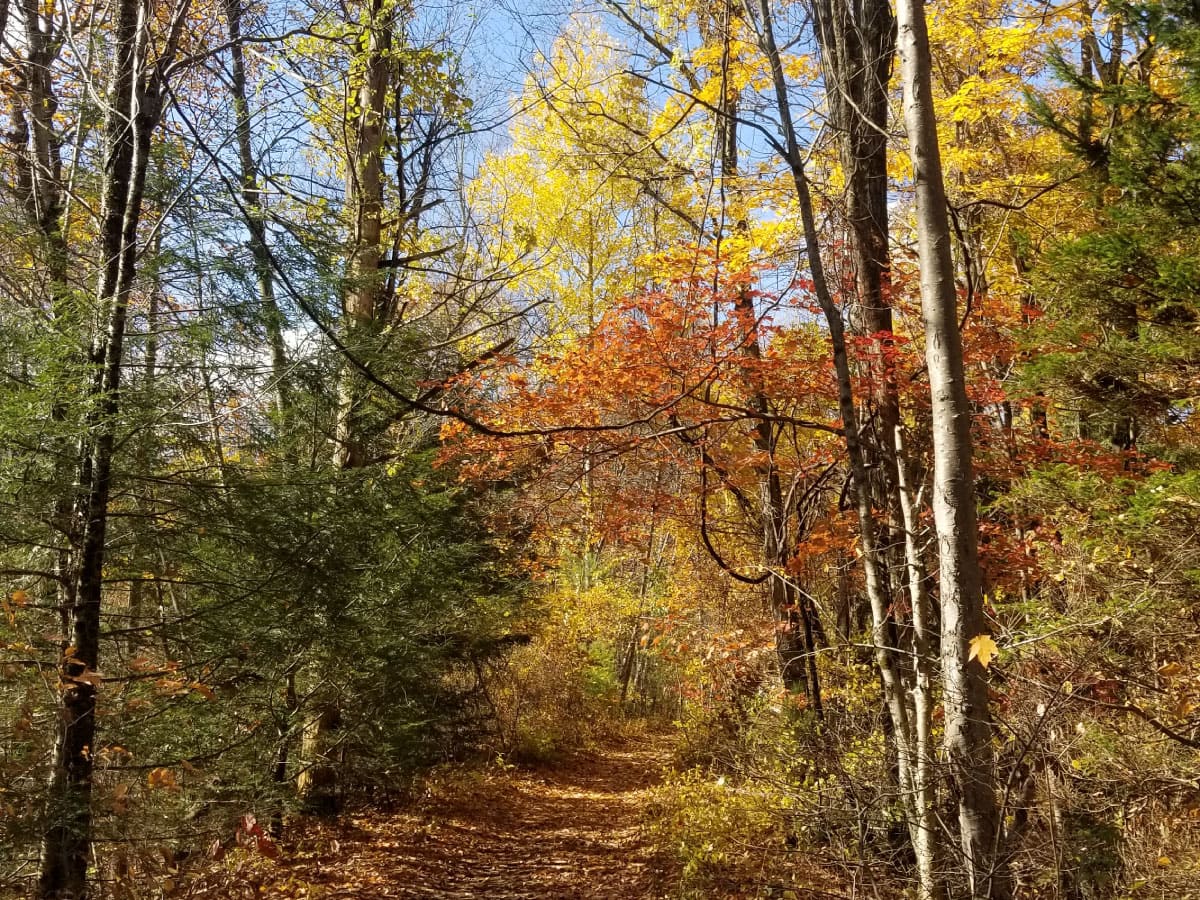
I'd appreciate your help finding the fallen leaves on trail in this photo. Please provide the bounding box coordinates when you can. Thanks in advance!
[202,738,675,899]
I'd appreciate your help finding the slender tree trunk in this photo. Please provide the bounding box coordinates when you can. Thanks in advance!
[271,667,300,836]
[834,549,853,642]
[711,1,821,706]
[621,503,665,708]
[39,1,142,888]
[127,271,160,655]
[8,0,78,673]
[752,0,918,841]
[221,0,302,792]
[38,0,187,892]
[810,0,905,605]
[895,0,1007,894]
[809,0,899,447]
[809,0,908,761]
[1010,247,1050,442]
[895,426,938,897]
[222,0,292,416]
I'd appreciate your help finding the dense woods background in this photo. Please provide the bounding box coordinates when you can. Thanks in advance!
[2,0,1200,897]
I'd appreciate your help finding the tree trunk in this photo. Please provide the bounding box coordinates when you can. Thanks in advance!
[752,0,919,852]
[809,0,898,422]
[895,426,939,897]
[299,0,393,816]
[810,0,905,602]
[895,0,1007,894]
[709,2,821,707]
[222,0,292,417]
[297,701,343,816]
[334,0,390,471]
[8,0,78,682]
[127,267,161,655]
[38,0,186,892]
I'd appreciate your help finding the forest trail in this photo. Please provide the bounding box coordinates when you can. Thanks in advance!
[269,736,674,899]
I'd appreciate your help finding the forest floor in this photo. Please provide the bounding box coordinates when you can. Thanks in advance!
[254,735,676,899]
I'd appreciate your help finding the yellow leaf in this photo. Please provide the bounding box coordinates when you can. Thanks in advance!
[1157,662,1184,677]
[968,634,999,669]
[1157,855,1172,867]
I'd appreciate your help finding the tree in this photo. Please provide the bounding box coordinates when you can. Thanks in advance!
[37,0,196,893]
[1028,0,1200,454]
[896,0,1005,894]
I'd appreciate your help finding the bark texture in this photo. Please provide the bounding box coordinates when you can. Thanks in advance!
[301,0,393,816]
[895,0,1007,894]
[334,0,391,471]
[38,0,188,892]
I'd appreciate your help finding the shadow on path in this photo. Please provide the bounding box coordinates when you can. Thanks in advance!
[274,737,673,898]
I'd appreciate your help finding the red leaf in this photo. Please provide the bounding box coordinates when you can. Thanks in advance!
[255,835,280,859]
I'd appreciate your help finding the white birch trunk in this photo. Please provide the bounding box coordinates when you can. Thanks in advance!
[895,0,1007,894]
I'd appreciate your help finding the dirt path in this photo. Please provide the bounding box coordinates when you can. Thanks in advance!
[273,738,673,899]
